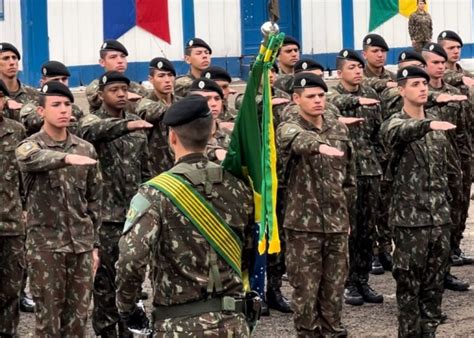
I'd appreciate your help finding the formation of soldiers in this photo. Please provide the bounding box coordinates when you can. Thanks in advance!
[0,12,474,337]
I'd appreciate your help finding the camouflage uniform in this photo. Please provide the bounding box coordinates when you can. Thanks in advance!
[381,111,451,337]
[3,81,39,122]
[277,114,355,336]
[328,83,384,287]
[116,153,253,336]
[206,120,232,163]
[78,107,151,335]
[136,93,178,175]
[174,72,196,98]
[426,82,471,257]
[0,116,25,336]
[85,79,148,113]
[273,73,294,94]
[15,129,102,337]
[408,10,433,53]
[19,102,85,136]
[221,103,237,122]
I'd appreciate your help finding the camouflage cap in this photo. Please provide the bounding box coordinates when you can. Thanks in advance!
[163,95,211,127]
[40,81,74,103]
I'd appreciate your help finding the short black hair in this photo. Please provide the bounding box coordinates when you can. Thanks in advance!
[38,95,46,108]
[172,115,213,151]
[398,79,408,88]
[336,58,347,70]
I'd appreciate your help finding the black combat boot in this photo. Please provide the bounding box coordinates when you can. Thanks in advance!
[379,251,393,271]
[370,256,384,275]
[358,283,383,303]
[260,298,270,316]
[266,288,292,313]
[344,285,364,306]
[453,247,474,265]
[444,273,470,291]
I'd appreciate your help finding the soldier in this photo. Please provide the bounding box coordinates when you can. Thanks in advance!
[174,38,212,98]
[274,58,324,96]
[116,95,255,336]
[15,81,102,336]
[0,79,26,337]
[408,0,433,53]
[0,42,38,122]
[277,73,355,337]
[77,71,153,337]
[274,36,301,94]
[20,60,85,136]
[381,66,452,337]
[85,40,148,113]
[136,57,178,175]
[422,43,471,291]
[188,77,231,163]
[328,49,384,306]
[202,66,237,123]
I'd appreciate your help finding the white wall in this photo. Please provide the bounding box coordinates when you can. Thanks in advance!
[0,0,23,69]
[301,0,343,54]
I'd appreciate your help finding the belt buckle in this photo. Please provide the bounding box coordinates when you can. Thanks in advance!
[221,296,236,311]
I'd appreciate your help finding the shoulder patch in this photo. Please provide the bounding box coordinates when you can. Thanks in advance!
[123,193,152,234]
[281,123,302,137]
[16,141,40,158]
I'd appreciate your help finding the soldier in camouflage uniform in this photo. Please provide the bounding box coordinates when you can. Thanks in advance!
[78,72,153,337]
[19,60,84,136]
[15,82,102,336]
[277,73,355,337]
[201,66,237,123]
[437,31,474,266]
[422,43,471,292]
[116,95,254,336]
[175,38,212,98]
[274,36,300,94]
[328,49,384,306]
[0,42,38,123]
[381,66,452,337]
[274,58,324,96]
[86,40,148,113]
[408,0,433,53]
[136,57,179,176]
[0,80,26,337]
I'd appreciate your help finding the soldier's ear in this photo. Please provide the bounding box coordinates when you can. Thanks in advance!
[36,105,45,117]
[337,69,342,78]
[184,55,192,65]
[99,58,105,68]
[98,90,104,102]
[292,92,301,104]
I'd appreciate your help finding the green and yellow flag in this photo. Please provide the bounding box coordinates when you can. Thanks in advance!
[369,0,421,31]
[222,32,283,255]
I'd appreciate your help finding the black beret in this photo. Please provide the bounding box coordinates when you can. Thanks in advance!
[163,95,211,127]
[295,59,324,73]
[282,36,300,50]
[293,73,328,92]
[39,81,74,103]
[98,71,130,88]
[337,49,365,67]
[185,38,212,54]
[438,30,463,47]
[201,66,232,83]
[189,78,224,99]
[423,42,448,60]
[397,66,430,82]
[363,34,389,51]
[0,79,9,96]
[0,42,20,60]
[100,40,128,56]
[398,50,426,66]
[41,61,70,77]
[149,57,176,76]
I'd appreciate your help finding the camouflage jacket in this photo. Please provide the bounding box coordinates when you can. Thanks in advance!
[277,114,356,233]
[78,107,151,223]
[381,110,451,227]
[408,10,433,42]
[15,130,102,252]
[3,81,39,121]
[444,64,474,89]
[116,153,254,314]
[220,103,237,122]
[273,73,294,95]
[19,102,85,136]
[86,79,148,113]
[427,82,471,161]
[280,101,340,125]
[0,116,26,236]
[206,120,232,163]
[174,71,196,98]
[136,95,178,176]
[328,83,384,176]
[363,67,396,93]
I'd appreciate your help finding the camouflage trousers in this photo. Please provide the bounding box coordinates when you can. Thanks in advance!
[447,171,464,251]
[347,176,380,285]
[392,225,450,338]
[92,222,124,334]
[27,249,93,337]
[285,230,348,337]
[412,40,430,54]
[151,311,250,337]
[453,159,472,250]
[374,179,393,255]
[0,236,25,336]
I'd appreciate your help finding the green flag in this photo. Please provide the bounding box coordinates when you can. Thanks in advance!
[369,0,398,31]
